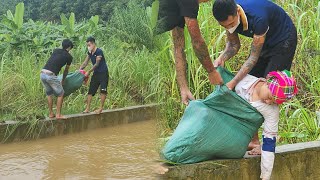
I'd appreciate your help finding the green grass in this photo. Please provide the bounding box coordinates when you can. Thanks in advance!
[0,45,162,121]
[0,1,163,123]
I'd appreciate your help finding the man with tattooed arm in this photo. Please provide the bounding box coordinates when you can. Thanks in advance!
[212,0,297,159]
[155,0,223,105]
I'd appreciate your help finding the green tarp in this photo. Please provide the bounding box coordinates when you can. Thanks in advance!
[58,71,85,96]
[161,67,264,164]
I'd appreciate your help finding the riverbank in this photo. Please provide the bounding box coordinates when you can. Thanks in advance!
[0,104,158,143]
[161,141,320,180]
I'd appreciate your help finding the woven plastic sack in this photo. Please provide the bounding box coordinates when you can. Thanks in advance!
[58,71,85,96]
[161,67,264,164]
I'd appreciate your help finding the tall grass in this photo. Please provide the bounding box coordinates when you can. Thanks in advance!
[0,1,164,123]
[0,46,163,121]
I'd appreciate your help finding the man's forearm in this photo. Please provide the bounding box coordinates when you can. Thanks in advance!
[80,62,87,70]
[185,17,215,73]
[234,56,258,83]
[172,27,189,90]
[219,41,240,62]
[89,61,100,73]
[191,38,215,73]
[218,32,241,63]
[62,70,68,81]
[88,65,97,73]
[232,35,265,84]
[175,48,188,90]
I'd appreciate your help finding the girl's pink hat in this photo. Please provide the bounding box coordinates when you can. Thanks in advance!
[267,70,298,104]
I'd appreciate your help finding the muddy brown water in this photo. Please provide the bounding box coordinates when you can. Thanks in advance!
[0,120,158,180]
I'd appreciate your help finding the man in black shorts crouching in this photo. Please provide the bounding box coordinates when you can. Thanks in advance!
[80,37,109,114]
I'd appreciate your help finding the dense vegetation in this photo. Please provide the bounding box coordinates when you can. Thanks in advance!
[0,0,152,21]
[0,1,163,123]
[0,0,320,145]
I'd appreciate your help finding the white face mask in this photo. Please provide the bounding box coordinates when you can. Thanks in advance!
[227,14,240,34]
[88,46,93,53]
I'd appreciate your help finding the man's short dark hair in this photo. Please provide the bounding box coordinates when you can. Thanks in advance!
[62,39,74,50]
[212,0,237,22]
[86,37,96,43]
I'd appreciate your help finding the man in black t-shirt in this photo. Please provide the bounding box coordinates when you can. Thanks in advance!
[155,0,223,105]
[40,39,73,119]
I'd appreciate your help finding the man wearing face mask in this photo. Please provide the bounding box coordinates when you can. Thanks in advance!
[212,0,297,89]
[155,0,223,106]
[80,37,109,114]
[212,0,297,164]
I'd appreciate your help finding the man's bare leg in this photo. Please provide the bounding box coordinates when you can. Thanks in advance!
[95,93,106,114]
[47,95,55,118]
[56,95,66,119]
[83,94,93,113]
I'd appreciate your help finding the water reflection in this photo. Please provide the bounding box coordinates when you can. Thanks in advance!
[0,120,157,180]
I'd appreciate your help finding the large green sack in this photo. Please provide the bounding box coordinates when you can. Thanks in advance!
[58,71,85,97]
[161,67,264,164]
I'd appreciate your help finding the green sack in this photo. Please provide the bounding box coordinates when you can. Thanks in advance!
[58,71,85,97]
[161,67,264,164]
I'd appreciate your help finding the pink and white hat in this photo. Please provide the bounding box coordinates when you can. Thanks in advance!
[267,70,298,104]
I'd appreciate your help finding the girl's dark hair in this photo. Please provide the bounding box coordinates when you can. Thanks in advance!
[212,0,237,21]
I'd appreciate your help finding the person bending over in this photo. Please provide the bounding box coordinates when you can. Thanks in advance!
[235,70,298,180]
[40,39,73,119]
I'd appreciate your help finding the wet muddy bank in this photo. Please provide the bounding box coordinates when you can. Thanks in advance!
[161,141,320,180]
[0,104,158,143]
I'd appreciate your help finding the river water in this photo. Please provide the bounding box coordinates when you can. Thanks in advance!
[0,120,157,180]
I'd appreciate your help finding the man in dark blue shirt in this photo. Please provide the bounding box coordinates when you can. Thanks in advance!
[212,0,297,87]
[212,0,297,157]
[80,37,109,114]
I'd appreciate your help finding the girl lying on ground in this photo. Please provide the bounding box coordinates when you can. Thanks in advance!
[235,70,298,180]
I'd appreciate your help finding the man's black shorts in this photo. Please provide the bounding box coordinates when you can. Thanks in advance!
[88,71,109,96]
[249,25,298,78]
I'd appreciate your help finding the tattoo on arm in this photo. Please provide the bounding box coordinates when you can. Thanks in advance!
[80,56,90,70]
[185,17,215,73]
[90,56,101,72]
[172,27,188,90]
[233,34,266,83]
[220,32,241,62]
